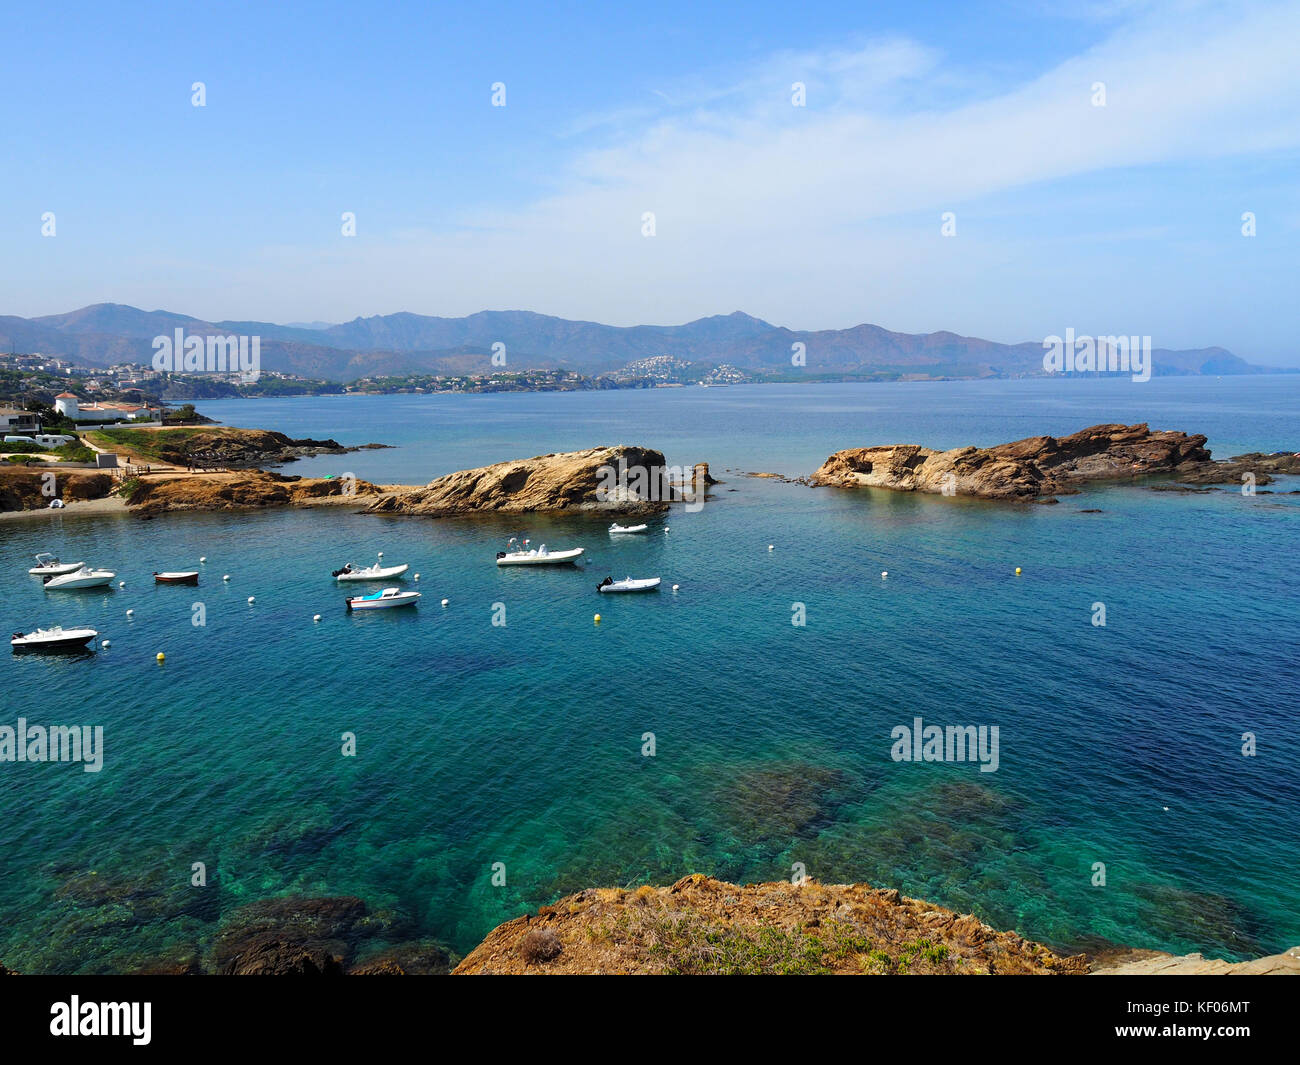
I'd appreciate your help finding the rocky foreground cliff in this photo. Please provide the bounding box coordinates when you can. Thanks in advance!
[455,876,1088,975]
[455,876,1299,975]
[812,423,1299,502]
[366,445,707,516]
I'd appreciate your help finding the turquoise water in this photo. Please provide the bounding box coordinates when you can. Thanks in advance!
[2,377,1297,972]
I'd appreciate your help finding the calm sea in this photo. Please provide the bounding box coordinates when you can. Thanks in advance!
[1,376,1297,971]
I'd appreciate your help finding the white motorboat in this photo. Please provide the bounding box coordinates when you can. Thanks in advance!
[346,587,421,611]
[28,553,85,576]
[11,626,99,652]
[42,565,115,590]
[608,523,649,534]
[333,560,410,582]
[597,576,661,593]
[495,538,584,566]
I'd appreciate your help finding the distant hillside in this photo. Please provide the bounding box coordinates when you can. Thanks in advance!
[0,303,1275,382]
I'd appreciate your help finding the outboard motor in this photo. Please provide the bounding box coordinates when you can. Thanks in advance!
[331,565,350,577]
[597,576,613,591]
[496,551,507,560]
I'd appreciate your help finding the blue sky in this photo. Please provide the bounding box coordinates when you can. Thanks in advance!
[2,0,1297,364]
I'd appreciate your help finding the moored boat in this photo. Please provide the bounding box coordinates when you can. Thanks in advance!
[333,561,410,581]
[597,576,661,593]
[28,553,85,576]
[495,538,584,566]
[11,626,99,652]
[346,587,421,611]
[154,571,200,585]
[608,523,649,534]
[42,566,115,590]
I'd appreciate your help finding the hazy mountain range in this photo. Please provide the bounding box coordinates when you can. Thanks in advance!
[0,304,1275,382]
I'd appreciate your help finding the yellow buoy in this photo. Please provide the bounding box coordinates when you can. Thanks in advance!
[156,652,165,662]
[593,614,601,623]
[1015,567,1022,575]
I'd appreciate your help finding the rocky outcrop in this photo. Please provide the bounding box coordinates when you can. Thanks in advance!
[126,471,381,516]
[1166,450,1300,487]
[365,445,700,517]
[0,469,116,511]
[453,874,1089,975]
[86,427,388,469]
[812,423,1214,501]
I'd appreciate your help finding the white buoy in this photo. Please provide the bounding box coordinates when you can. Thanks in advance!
[768,544,774,551]
[126,609,134,617]
[672,584,679,592]
[101,639,110,649]
[223,574,230,582]
[118,581,125,588]
[247,596,255,604]
[413,573,420,581]
[881,571,888,579]
[665,527,670,532]
[313,614,321,622]
[199,556,207,563]
[441,598,449,607]
[378,552,383,558]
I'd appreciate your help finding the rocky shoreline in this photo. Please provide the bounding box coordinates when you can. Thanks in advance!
[4,876,1294,975]
[7,424,1290,515]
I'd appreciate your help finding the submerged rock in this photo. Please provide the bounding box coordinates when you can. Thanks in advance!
[213,896,368,975]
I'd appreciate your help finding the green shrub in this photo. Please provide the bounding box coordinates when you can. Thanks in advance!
[52,442,95,462]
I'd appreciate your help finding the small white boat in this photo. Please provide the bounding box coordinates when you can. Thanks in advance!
[608,523,649,534]
[43,565,116,590]
[28,553,85,576]
[597,576,661,593]
[11,626,99,652]
[333,560,410,582]
[495,538,584,566]
[346,587,421,611]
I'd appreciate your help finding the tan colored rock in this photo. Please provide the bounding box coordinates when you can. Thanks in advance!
[812,423,1212,501]
[1092,945,1300,975]
[126,471,381,515]
[365,444,689,517]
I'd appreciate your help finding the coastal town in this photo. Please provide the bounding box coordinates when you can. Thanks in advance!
[0,350,757,410]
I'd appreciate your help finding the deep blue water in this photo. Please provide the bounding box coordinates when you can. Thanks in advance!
[1,376,1297,972]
